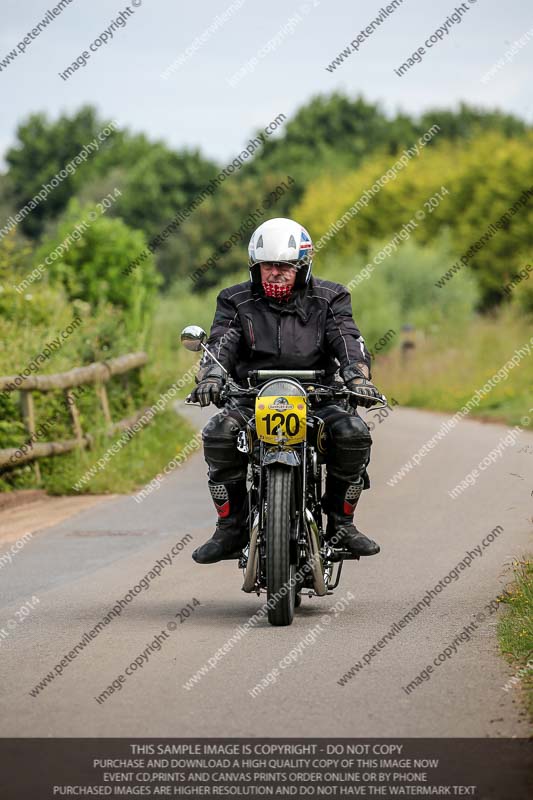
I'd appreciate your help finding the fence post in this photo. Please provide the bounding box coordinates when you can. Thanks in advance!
[64,389,84,447]
[400,324,416,363]
[19,390,41,483]
[95,382,112,426]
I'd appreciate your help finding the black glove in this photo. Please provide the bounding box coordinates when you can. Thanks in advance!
[189,376,224,407]
[345,376,382,408]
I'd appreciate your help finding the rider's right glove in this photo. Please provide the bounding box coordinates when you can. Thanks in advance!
[189,376,224,407]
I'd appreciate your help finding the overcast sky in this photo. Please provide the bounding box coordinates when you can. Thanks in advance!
[1,0,532,166]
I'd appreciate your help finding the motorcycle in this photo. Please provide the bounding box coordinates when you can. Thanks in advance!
[181,324,387,627]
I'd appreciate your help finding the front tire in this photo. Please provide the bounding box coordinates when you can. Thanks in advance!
[266,466,296,626]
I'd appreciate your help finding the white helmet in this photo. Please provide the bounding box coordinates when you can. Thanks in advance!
[248,217,314,289]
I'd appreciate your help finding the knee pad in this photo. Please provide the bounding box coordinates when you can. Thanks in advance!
[202,412,247,483]
[202,411,242,444]
[329,411,372,442]
[326,412,372,482]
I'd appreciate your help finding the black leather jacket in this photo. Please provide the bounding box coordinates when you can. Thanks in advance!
[198,276,371,386]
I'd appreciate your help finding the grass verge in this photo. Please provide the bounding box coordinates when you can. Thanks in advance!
[33,408,196,495]
[498,558,533,721]
[373,308,533,429]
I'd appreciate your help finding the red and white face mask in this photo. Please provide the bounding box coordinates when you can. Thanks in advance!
[262,281,293,301]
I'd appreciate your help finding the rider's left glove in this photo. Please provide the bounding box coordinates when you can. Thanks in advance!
[346,377,381,408]
[189,376,224,407]
[345,365,382,408]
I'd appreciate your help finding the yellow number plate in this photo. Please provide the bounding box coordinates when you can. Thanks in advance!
[255,396,307,444]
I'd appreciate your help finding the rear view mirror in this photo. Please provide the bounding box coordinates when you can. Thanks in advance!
[181,325,207,352]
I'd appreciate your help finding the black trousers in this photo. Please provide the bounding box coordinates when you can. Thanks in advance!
[201,401,372,487]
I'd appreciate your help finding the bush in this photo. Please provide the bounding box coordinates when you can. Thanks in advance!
[498,559,533,721]
[0,222,164,492]
[314,235,479,347]
[35,200,161,339]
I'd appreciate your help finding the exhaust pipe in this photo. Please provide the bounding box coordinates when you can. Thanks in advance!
[242,514,259,592]
[305,509,328,596]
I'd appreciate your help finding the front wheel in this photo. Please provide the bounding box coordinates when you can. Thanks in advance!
[265,465,296,626]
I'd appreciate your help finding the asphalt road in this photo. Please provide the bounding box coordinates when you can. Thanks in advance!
[0,402,531,737]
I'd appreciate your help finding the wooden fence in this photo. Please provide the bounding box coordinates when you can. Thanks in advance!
[0,352,149,481]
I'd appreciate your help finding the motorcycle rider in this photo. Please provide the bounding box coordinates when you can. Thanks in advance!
[189,217,382,564]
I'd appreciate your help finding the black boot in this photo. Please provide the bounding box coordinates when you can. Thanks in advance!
[322,476,380,557]
[192,480,249,564]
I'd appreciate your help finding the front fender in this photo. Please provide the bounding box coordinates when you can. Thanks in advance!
[261,448,301,467]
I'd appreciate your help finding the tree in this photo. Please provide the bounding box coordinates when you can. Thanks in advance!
[417,103,527,143]
[5,106,219,244]
[295,132,533,308]
[240,95,528,202]
[116,144,218,239]
[5,106,116,238]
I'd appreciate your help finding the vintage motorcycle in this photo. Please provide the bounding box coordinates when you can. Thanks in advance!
[181,325,387,627]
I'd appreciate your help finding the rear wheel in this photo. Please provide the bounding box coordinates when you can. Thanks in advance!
[266,466,296,626]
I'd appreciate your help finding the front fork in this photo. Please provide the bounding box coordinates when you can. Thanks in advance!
[241,440,337,597]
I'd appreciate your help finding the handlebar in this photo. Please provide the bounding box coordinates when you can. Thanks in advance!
[186,379,387,410]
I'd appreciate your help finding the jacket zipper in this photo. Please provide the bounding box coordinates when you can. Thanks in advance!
[316,310,323,347]
[247,318,255,348]
[277,316,281,355]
